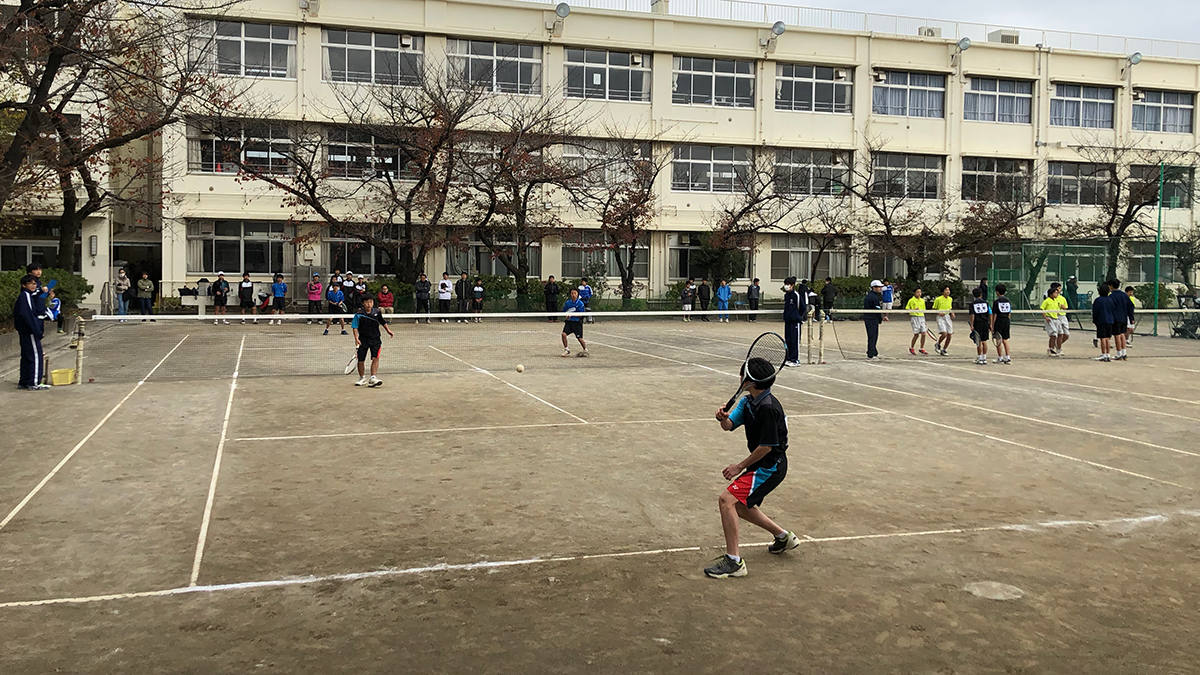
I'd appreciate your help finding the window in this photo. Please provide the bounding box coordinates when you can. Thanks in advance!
[871,153,943,199]
[562,140,650,184]
[564,49,651,102]
[1125,241,1177,283]
[1133,90,1194,133]
[326,128,413,179]
[667,233,751,280]
[871,71,945,118]
[964,78,1033,124]
[1130,165,1194,209]
[211,21,296,78]
[186,121,292,174]
[322,30,423,86]
[774,149,850,195]
[447,39,541,94]
[672,57,755,108]
[770,234,848,281]
[1047,162,1113,205]
[447,237,541,278]
[0,242,80,272]
[672,145,751,192]
[186,220,290,274]
[561,232,650,279]
[1050,84,1115,128]
[775,64,852,113]
[326,237,394,276]
[961,157,1031,201]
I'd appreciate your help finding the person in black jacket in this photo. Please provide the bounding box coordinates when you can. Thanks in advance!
[454,272,470,324]
[782,276,805,366]
[820,277,837,323]
[14,275,49,390]
[864,280,884,360]
[414,273,432,323]
[544,275,560,322]
[698,278,712,321]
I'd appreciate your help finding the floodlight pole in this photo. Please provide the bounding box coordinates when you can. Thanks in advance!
[1153,161,1164,336]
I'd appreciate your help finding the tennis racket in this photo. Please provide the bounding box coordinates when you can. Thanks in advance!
[722,332,787,413]
[344,353,357,375]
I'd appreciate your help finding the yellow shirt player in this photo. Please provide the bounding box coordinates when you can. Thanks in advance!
[906,289,929,355]
[1041,288,1067,356]
[932,286,955,355]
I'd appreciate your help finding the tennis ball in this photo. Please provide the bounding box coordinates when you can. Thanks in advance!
[516,364,525,373]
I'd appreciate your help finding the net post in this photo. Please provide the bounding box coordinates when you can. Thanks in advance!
[818,317,826,364]
[74,318,85,385]
[805,312,813,364]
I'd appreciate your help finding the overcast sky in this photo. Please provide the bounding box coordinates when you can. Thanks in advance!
[799,1,1200,43]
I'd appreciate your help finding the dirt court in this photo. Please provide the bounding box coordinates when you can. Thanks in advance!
[2,314,1199,674]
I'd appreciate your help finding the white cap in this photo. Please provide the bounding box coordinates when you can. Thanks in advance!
[358,275,364,279]
[870,279,883,288]
[217,271,225,276]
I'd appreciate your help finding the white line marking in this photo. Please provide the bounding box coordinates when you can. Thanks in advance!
[612,334,1186,488]
[189,336,245,587]
[0,336,189,532]
[1142,362,1200,375]
[913,359,1197,405]
[1,510,1192,609]
[428,346,588,423]
[594,332,741,361]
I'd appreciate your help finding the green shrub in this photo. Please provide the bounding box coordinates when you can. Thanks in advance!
[664,279,688,301]
[1131,282,1175,309]
[831,276,872,298]
[0,268,93,323]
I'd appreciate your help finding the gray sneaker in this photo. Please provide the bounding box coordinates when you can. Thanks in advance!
[768,531,801,554]
[703,555,747,578]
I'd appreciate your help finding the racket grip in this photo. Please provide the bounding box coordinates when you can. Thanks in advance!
[722,393,738,413]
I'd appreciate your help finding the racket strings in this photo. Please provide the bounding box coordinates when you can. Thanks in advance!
[745,334,787,381]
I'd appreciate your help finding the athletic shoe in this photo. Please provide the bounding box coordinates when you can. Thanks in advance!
[214,319,219,325]
[703,555,747,579]
[241,319,246,324]
[1047,349,1056,357]
[1094,355,1109,361]
[867,355,880,361]
[561,349,571,358]
[577,350,589,357]
[1093,338,1099,348]
[368,376,383,387]
[223,319,229,325]
[784,361,801,367]
[340,330,348,335]
[57,329,64,334]
[253,318,258,324]
[323,329,329,335]
[909,348,916,355]
[415,319,419,324]
[31,383,51,390]
[355,376,368,386]
[919,349,929,355]
[768,531,801,554]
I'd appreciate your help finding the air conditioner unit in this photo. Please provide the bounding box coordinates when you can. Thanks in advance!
[873,70,887,83]
[834,69,849,81]
[1132,90,1146,101]
[400,34,413,48]
[988,29,1020,44]
[199,222,215,236]
[918,26,942,38]
[631,54,643,66]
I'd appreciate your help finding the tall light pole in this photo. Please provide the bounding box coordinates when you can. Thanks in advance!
[1154,161,1164,335]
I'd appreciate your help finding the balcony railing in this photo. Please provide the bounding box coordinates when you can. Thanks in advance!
[519,0,1200,60]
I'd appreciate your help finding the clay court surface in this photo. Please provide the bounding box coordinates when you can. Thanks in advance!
[2,316,1199,673]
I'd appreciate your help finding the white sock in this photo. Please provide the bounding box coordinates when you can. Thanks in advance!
[775,531,789,539]
[727,554,741,563]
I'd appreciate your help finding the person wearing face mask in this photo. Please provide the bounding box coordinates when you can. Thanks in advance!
[113,268,132,319]
[782,276,805,367]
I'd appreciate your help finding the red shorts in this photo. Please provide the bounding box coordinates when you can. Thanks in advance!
[726,458,787,508]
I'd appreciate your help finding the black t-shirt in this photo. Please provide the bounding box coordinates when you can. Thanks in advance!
[992,297,1011,328]
[352,309,388,345]
[741,391,788,471]
[969,299,990,325]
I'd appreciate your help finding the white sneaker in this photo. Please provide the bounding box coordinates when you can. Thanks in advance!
[561,349,571,358]
[223,319,229,325]
[241,318,246,324]
[355,376,368,386]
[213,319,218,325]
[415,319,419,324]
[368,375,382,387]
[785,360,801,367]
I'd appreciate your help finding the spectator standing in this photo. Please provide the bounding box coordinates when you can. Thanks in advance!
[324,282,348,335]
[414,273,431,323]
[137,271,155,322]
[305,273,322,324]
[681,278,696,322]
[211,272,231,325]
[1125,285,1139,345]
[782,276,804,367]
[716,279,732,322]
[864,280,883,360]
[820,277,837,323]
[543,275,560,323]
[437,272,453,322]
[977,276,989,302]
[881,278,894,321]
[269,273,287,324]
[354,275,368,309]
[471,277,485,323]
[378,284,395,315]
[454,271,470,323]
[805,283,818,321]
[113,268,131,319]
[746,278,761,322]
[46,288,64,334]
[578,277,594,323]
[238,272,256,324]
[342,273,357,310]
[697,278,711,321]
[1065,275,1080,310]
[14,275,49,390]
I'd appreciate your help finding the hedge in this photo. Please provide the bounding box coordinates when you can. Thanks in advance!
[0,268,93,323]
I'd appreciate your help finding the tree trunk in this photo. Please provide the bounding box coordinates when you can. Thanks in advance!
[1105,236,1122,282]
[1022,248,1051,309]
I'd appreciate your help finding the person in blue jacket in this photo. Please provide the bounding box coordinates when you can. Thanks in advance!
[324,282,348,335]
[782,276,806,367]
[14,275,50,390]
[560,288,589,358]
[715,279,733,322]
[578,277,594,324]
[1091,283,1116,362]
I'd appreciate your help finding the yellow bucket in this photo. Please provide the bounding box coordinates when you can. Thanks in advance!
[50,368,76,386]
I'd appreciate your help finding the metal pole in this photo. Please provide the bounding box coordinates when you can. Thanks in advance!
[806,312,813,364]
[75,318,85,385]
[1154,161,1164,336]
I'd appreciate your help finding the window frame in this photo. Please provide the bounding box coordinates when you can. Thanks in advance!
[963,77,1033,124]
[325,127,415,180]
[186,120,293,175]
[1049,83,1116,129]
[1047,161,1114,206]
[1132,89,1195,134]
[774,64,853,114]
[186,220,291,275]
[671,144,753,193]
[564,49,652,103]
[773,148,851,196]
[769,233,849,281]
[210,21,297,79]
[672,56,756,108]
[1129,164,1194,209]
[447,39,543,95]
[960,157,1032,202]
[871,70,946,119]
[321,29,424,86]
[870,153,944,200]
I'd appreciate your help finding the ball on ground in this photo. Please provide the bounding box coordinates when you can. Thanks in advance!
[516,364,525,373]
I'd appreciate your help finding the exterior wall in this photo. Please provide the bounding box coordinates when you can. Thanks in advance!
[155,0,1200,297]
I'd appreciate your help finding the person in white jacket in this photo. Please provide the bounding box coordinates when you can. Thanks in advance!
[437,272,454,323]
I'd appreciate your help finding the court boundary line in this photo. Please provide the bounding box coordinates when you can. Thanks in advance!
[601,336,1185,488]
[231,412,882,443]
[0,336,190,532]
[189,335,245,587]
[0,510,1191,610]
[429,346,587,423]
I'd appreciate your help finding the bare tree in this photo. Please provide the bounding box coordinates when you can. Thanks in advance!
[791,196,856,282]
[1172,224,1200,296]
[1046,134,1198,281]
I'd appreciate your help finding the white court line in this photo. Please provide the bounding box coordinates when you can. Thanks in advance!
[844,364,1200,459]
[189,336,245,587]
[1,510,1192,610]
[428,346,587,424]
[913,359,1197,405]
[0,336,190,532]
[1142,362,1200,375]
[605,335,1185,488]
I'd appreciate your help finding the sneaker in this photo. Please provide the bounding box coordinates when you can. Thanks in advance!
[1093,338,1099,348]
[784,361,801,368]
[241,319,246,324]
[867,355,880,361]
[57,329,64,334]
[1094,355,1109,361]
[341,330,348,335]
[223,319,229,325]
[909,348,916,355]
[561,349,571,358]
[768,531,801,554]
[214,319,219,325]
[253,318,258,324]
[306,319,312,325]
[323,329,329,335]
[355,376,368,386]
[577,350,589,357]
[1047,349,1056,357]
[32,383,51,390]
[703,555,747,579]
[919,349,929,355]
[368,376,383,388]
[415,319,419,324]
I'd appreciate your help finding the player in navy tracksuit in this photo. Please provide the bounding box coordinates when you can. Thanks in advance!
[14,275,49,390]
[782,276,806,367]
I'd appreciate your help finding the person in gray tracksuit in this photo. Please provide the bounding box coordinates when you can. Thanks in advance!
[747,278,761,323]
[414,273,432,323]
